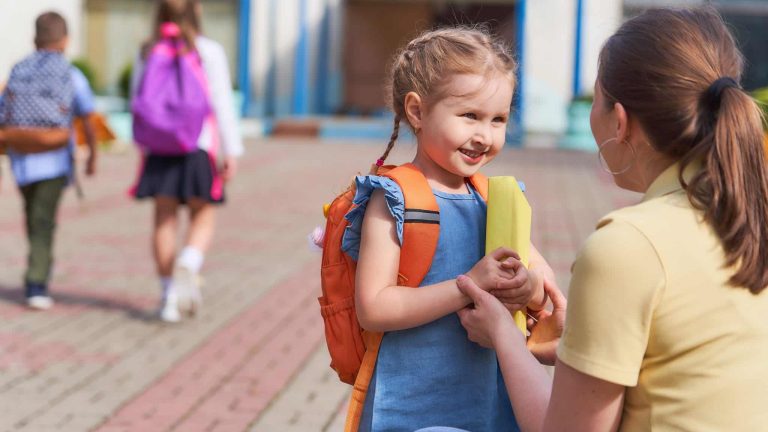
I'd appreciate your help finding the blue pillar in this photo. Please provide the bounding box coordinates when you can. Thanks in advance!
[573,0,584,97]
[293,0,311,115]
[266,0,277,116]
[316,2,331,114]
[237,0,251,116]
[512,0,527,145]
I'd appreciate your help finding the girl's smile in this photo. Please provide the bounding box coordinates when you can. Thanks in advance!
[458,147,487,164]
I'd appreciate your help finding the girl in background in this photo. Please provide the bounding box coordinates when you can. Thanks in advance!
[131,0,243,322]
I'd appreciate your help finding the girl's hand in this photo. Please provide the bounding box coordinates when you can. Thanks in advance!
[492,258,538,312]
[466,247,527,294]
[456,275,522,349]
[222,157,238,182]
[525,278,567,366]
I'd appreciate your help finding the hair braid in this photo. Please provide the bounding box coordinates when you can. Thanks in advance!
[378,115,401,164]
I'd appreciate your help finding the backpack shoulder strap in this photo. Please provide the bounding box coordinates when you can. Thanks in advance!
[381,163,439,288]
[468,172,489,201]
[344,163,439,432]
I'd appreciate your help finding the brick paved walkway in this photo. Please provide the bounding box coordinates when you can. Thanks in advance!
[0,138,638,431]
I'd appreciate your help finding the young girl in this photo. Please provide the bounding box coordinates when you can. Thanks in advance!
[130,0,243,322]
[341,27,553,431]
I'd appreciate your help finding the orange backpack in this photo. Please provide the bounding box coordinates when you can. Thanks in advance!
[319,163,487,431]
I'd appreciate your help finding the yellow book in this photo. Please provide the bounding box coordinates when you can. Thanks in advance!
[486,176,531,335]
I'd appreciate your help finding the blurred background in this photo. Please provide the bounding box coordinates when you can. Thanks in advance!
[1,2,767,431]
[1,0,766,148]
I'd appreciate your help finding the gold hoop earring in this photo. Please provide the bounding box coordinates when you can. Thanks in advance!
[598,137,636,175]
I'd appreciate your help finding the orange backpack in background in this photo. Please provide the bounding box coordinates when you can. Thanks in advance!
[318,163,488,432]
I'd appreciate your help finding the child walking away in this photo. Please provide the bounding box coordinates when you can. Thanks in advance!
[320,27,554,431]
[130,0,243,323]
[0,11,97,310]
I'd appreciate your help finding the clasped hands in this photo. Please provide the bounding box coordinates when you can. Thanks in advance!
[460,247,566,365]
[465,247,541,314]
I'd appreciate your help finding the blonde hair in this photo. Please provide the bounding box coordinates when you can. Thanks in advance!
[378,27,518,164]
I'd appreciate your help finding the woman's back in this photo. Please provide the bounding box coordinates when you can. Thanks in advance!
[560,162,768,431]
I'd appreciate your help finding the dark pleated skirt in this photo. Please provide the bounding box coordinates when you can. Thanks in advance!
[133,149,225,204]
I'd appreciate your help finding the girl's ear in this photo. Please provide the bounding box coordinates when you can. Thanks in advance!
[404,92,423,131]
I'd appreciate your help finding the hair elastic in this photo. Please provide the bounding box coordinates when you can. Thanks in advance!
[702,77,740,112]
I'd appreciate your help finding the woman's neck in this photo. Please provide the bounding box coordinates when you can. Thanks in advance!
[622,144,677,193]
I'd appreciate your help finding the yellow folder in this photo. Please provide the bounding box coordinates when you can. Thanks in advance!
[486,176,531,335]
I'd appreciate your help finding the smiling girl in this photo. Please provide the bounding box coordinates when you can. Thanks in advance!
[340,27,552,431]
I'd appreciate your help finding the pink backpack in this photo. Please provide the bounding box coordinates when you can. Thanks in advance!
[131,22,210,155]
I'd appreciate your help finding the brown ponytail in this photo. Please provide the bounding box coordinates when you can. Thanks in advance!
[600,7,768,293]
[684,86,768,293]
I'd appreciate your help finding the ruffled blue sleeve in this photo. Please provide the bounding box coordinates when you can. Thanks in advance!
[341,175,404,261]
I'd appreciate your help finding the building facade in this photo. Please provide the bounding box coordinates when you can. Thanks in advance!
[1,0,765,137]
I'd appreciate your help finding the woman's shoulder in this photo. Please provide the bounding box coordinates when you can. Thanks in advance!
[580,215,658,266]
[597,191,699,250]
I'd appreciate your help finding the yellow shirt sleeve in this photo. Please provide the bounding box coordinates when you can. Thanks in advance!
[557,218,666,386]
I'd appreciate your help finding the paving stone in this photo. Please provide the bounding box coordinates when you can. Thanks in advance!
[0,138,637,431]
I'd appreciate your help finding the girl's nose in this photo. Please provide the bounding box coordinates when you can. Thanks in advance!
[473,123,492,145]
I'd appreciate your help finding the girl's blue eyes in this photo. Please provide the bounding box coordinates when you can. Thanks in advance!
[460,113,507,123]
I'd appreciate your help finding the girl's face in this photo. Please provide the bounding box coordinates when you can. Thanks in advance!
[409,73,513,191]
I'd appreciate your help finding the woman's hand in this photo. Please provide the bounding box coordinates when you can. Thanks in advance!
[526,278,567,366]
[222,157,238,182]
[456,274,523,349]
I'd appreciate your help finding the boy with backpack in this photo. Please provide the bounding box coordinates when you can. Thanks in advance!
[0,11,97,310]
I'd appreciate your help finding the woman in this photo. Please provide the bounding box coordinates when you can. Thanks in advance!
[130,0,243,322]
[456,7,768,431]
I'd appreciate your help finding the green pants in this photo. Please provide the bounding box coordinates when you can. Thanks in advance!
[20,176,67,285]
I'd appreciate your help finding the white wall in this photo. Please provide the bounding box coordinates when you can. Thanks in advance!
[273,0,300,116]
[522,0,622,134]
[523,0,576,134]
[581,0,622,96]
[0,0,84,81]
[249,0,272,115]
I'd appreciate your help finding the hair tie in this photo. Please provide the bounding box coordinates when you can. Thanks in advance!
[375,159,384,167]
[702,77,740,112]
[160,22,181,39]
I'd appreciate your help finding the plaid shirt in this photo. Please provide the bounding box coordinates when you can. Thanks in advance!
[0,64,94,187]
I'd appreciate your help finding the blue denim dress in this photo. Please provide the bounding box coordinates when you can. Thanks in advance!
[342,175,520,432]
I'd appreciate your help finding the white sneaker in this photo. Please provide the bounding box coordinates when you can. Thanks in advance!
[158,293,181,323]
[27,295,53,310]
[171,265,202,317]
